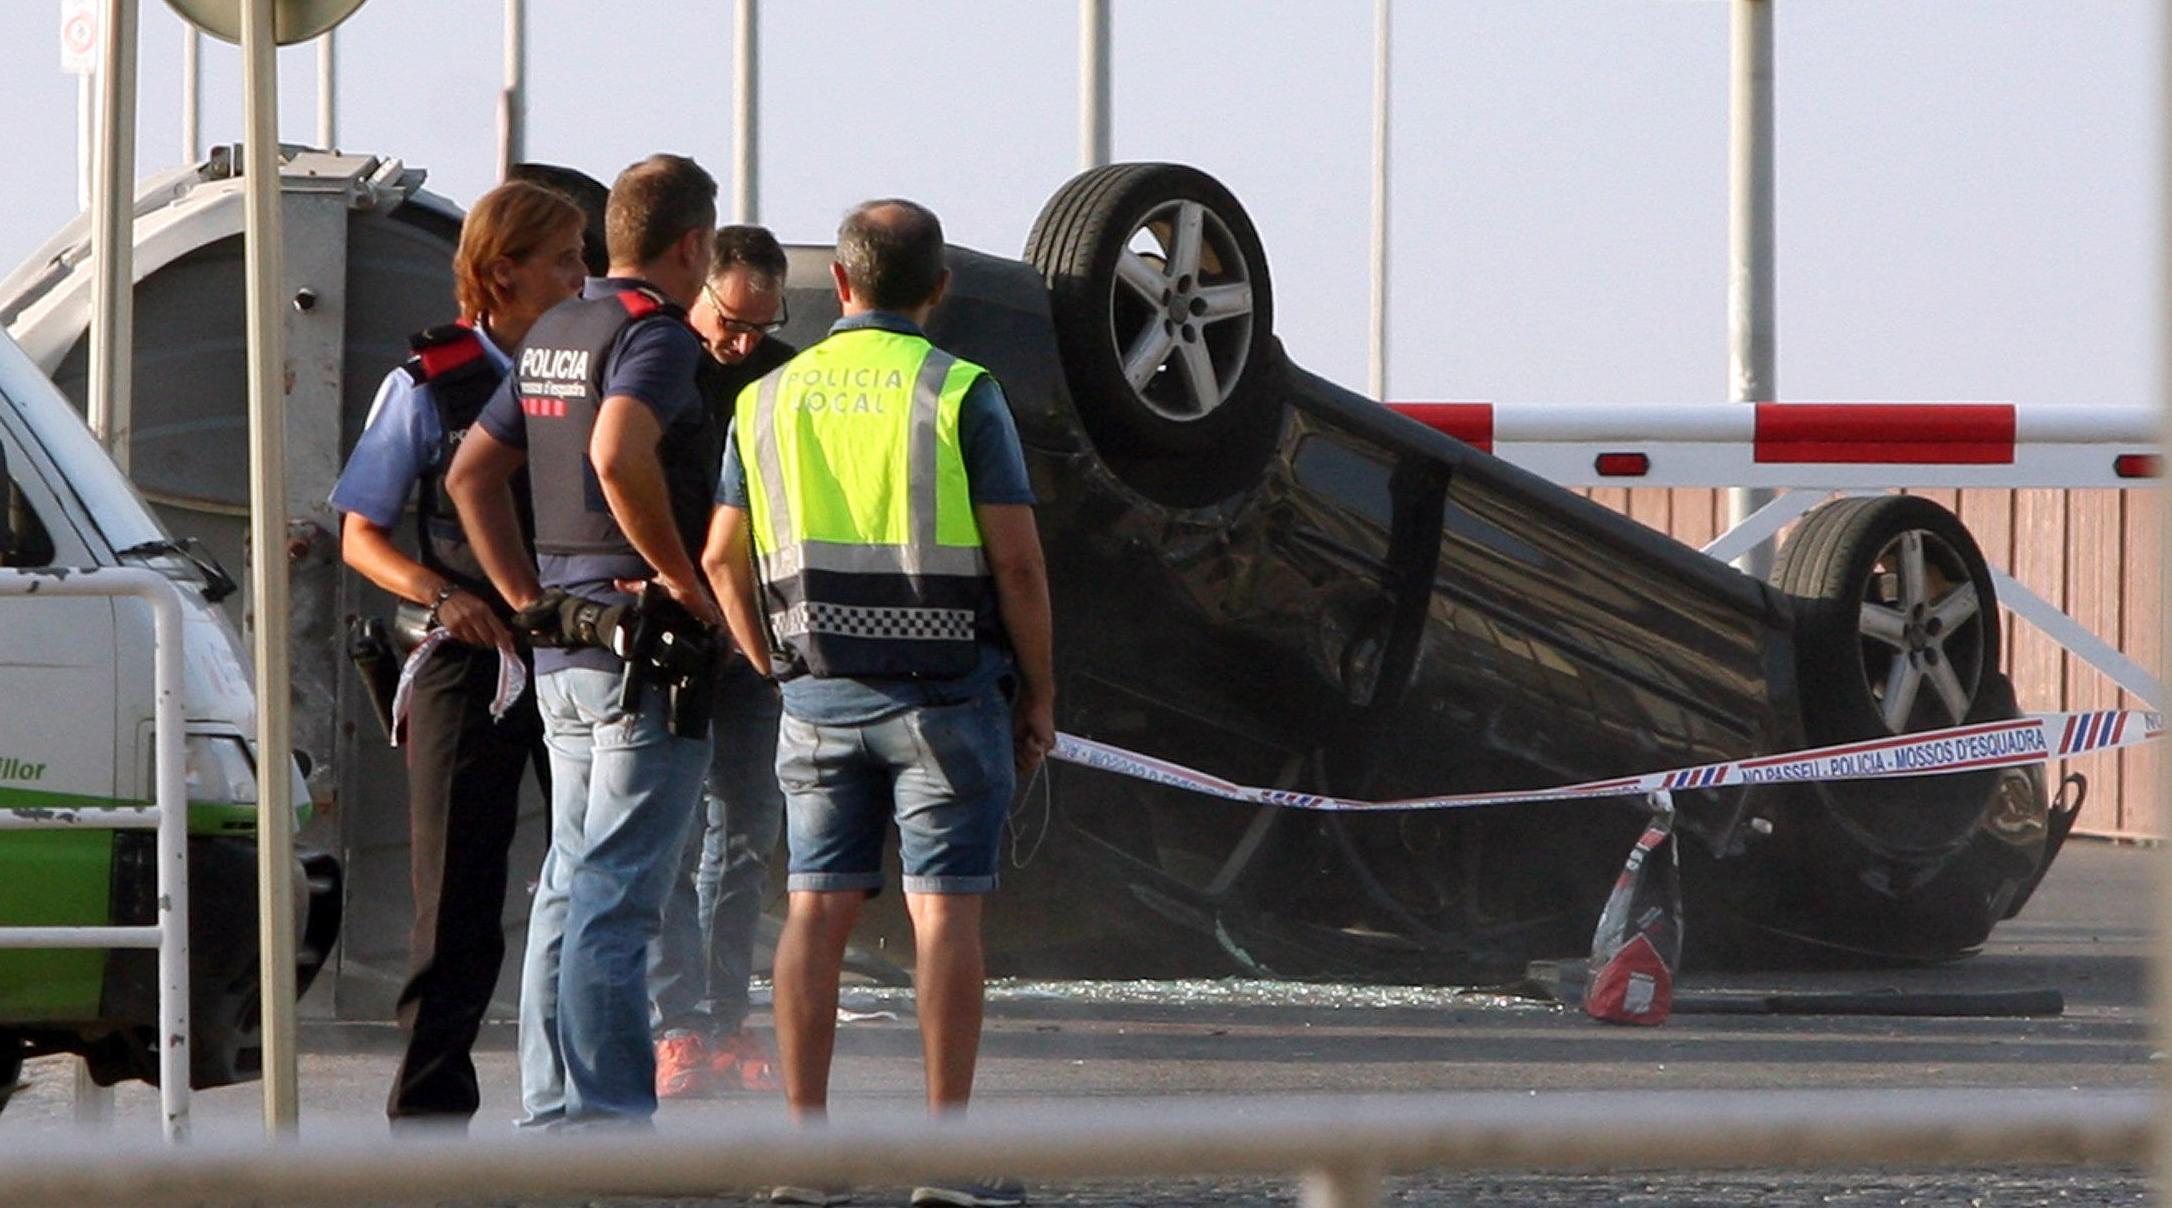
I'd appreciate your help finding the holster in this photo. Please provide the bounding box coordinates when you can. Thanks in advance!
[346,617,402,742]
[615,583,724,740]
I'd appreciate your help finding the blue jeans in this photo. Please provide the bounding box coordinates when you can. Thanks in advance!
[778,690,1015,895]
[650,661,784,1036]
[517,667,710,1126]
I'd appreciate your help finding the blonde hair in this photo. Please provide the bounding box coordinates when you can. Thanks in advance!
[453,180,586,320]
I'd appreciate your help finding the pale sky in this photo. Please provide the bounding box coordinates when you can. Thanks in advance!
[0,0,2157,407]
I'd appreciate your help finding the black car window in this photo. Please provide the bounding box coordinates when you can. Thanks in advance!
[1,444,54,568]
[1292,434,1395,530]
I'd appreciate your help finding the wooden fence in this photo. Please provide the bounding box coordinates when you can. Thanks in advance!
[1589,487,2161,840]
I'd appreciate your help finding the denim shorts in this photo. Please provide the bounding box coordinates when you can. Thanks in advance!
[776,690,1015,895]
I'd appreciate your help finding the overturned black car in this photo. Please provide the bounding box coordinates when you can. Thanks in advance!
[10,150,2052,992]
[813,163,2067,980]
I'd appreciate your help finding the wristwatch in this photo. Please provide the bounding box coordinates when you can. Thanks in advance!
[423,583,460,630]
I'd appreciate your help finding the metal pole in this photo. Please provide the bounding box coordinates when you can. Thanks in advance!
[0,1089,2155,1205]
[1301,1163,1382,1208]
[241,0,299,1136]
[1367,0,1391,401]
[733,0,758,222]
[0,570,191,1142]
[147,572,191,1144]
[72,1063,112,1128]
[315,29,336,150]
[181,27,200,163]
[2154,0,2172,1189]
[88,0,138,474]
[77,74,95,211]
[1078,0,1109,170]
[498,0,525,178]
[1725,0,1777,577]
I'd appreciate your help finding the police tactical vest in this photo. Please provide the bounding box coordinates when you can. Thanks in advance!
[516,284,710,570]
[736,326,1001,681]
[403,322,531,612]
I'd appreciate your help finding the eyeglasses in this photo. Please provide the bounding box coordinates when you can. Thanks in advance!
[703,282,788,337]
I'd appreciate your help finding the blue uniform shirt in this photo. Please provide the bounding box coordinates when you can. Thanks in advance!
[717,311,1037,723]
[329,324,513,527]
[476,278,707,674]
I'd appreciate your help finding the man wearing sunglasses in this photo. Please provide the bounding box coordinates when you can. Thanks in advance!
[691,229,794,369]
[648,225,800,1099]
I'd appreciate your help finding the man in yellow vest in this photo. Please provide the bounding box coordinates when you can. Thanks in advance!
[703,198,1052,1208]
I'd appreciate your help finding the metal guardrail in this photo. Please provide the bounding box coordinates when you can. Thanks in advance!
[0,567,190,1141]
[0,1087,2146,1206]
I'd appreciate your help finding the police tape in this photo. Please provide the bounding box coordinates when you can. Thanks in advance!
[1048,709,2164,813]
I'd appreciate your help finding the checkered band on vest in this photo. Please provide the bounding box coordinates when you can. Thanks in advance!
[778,601,976,643]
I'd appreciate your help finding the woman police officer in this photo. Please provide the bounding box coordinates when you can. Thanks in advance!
[330,180,587,1125]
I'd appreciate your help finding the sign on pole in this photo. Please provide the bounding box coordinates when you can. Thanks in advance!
[60,0,98,74]
[65,0,97,209]
[164,0,365,44]
[165,0,372,1138]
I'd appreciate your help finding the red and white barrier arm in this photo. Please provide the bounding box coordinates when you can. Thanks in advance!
[1387,401,2163,489]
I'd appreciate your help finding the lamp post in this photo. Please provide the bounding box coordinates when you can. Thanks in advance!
[1726,0,1777,575]
[1368,0,1391,401]
[181,27,200,162]
[734,0,758,221]
[499,0,525,178]
[316,28,337,149]
[88,0,139,473]
[1079,0,1109,170]
[237,0,298,1132]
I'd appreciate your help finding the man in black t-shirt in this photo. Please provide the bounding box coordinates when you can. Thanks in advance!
[649,226,799,1098]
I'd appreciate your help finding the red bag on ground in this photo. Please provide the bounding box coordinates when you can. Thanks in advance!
[1585,793,1682,1026]
[1586,932,1672,1025]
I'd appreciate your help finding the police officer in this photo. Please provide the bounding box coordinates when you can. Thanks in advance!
[649,225,796,1098]
[704,199,1053,1208]
[446,153,723,1128]
[328,179,587,1126]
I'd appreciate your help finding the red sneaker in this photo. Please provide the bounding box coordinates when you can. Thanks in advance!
[710,1028,781,1092]
[655,1031,718,1100]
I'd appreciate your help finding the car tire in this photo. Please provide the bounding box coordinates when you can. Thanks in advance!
[1024,163,1281,478]
[1772,494,2002,743]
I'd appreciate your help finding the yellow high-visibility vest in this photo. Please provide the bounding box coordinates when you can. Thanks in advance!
[736,326,997,679]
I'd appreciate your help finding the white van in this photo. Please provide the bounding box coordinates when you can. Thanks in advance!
[2,148,530,1026]
[0,326,338,1107]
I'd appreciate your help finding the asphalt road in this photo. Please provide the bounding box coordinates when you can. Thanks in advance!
[0,839,2158,1205]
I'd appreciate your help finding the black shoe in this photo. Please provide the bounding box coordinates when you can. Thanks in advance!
[911,1178,1026,1207]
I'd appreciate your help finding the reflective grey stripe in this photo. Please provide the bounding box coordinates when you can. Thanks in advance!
[908,349,955,563]
[758,539,987,580]
[775,600,976,642]
[750,370,792,555]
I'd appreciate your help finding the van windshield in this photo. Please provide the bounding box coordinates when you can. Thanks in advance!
[0,331,180,560]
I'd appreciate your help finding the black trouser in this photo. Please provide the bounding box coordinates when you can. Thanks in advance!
[387,640,546,1121]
